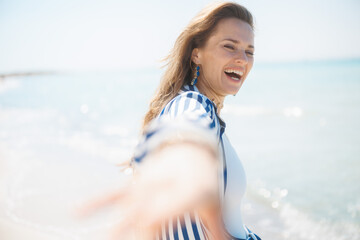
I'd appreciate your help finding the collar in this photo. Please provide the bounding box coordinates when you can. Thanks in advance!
[180,84,226,130]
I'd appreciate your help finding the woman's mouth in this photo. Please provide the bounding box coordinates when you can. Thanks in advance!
[224,69,244,81]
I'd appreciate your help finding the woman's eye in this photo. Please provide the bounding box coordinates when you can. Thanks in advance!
[224,45,235,50]
[246,51,254,56]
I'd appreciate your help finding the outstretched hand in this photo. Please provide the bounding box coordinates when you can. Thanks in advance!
[76,143,219,240]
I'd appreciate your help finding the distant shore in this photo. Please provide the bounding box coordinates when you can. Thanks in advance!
[0,71,55,80]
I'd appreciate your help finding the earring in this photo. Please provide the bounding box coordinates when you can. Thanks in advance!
[191,66,200,85]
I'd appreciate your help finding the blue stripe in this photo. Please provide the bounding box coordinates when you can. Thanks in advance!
[134,151,146,163]
[209,119,216,129]
[204,99,214,119]
[160,107,165,116]
[145,130,156,140]
[190,213,201,239]
[173,218,179,240]
[221,137,228,194]
[197,94,203,103]
[204,104,210,113]
[186,92,193,99]
[204,105,212,119]
[179,216,190,240]
[224,166,228,193]
[166,98,175,114]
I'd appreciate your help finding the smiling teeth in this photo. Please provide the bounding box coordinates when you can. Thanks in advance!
[224,69,244,76]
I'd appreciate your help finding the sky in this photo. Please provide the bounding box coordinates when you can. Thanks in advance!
[0,0,359,72]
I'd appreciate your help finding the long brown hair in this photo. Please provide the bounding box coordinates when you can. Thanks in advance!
[142,2,254,130]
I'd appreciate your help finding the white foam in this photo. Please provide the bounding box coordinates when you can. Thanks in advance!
[280,203,360,240]
[0,79,21,93]
[222,104,305,118]
[283,106,303,118]
[58,133,136,164]
[222,104,271,116]
[100,125,130,137]
[245,181,360,240]
[1,148,129,239]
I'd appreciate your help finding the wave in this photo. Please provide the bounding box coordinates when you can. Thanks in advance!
[245,180,360,240]
[1,145,130,240]
[222,104,304,118]
[279,203,360,240]
[222,104,271,116]
[0,107,137,165]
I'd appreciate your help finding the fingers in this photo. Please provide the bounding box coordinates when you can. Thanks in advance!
[75,143,219,239]
[109,216,157,240]
[75,187,129,218]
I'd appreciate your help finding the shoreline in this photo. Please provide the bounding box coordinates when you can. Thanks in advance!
[0,71,55,80]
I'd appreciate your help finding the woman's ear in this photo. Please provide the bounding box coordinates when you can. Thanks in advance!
[191,48,200,65]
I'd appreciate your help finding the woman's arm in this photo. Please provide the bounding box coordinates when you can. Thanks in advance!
[77,92,224,239]
[78,141,219,240]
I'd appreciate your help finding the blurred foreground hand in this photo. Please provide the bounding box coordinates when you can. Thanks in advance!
[77,142,219,240]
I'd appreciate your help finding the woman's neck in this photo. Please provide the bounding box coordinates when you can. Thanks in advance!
[196,81,224,114]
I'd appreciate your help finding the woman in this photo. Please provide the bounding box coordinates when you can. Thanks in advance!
[81,2,261,240]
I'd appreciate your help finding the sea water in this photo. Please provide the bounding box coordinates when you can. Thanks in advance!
[0,59,359,239]
[223,59,360,239]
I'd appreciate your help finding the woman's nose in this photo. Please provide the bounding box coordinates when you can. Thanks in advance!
[235,50,248,65]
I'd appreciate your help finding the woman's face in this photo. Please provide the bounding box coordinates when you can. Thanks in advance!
[192,17,254,98]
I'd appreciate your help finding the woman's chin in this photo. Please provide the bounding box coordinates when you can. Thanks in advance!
[221,79,243,96]
[225,86,242,96]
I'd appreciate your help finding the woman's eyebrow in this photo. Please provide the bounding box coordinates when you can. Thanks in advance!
[222,38,254,49]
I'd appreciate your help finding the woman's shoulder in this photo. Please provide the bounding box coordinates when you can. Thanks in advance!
[177,89,213,105]
[161,88,216,118]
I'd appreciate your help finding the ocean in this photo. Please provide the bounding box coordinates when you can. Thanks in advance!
[0,59,359,239]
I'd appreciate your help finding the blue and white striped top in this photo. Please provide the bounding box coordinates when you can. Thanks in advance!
[133,84,261,240]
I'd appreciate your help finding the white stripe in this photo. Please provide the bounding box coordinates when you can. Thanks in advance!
[168,218,175,240]
[177,95,186,117]
[163,101,170,116]
[194,211,206,240]
[167,98,177,116]
[198,117,210,129]
[177,216,185,240]
[184,212,196,240]
[188,96,197,113]
[161,221,166,240]
[169,99,176,118]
